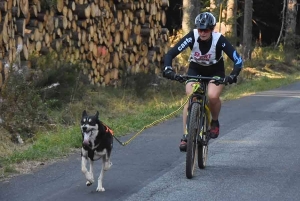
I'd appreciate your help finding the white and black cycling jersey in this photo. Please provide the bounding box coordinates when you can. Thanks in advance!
[164,29,243,73]
[189,30,222,66]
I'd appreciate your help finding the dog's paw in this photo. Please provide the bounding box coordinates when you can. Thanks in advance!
[86,174,94,183]
[86,181,93,186]
[96,186,105,192]
[104,162,112,171]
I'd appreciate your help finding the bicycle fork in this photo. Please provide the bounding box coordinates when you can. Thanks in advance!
[198,102,210,146]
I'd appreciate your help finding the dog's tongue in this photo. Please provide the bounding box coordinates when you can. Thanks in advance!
[83,133,90,145]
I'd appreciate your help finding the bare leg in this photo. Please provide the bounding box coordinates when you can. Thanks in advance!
[207,82,224,120]
[182,103,188,134]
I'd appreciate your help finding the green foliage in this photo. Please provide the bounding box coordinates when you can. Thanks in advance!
[120,70,184,100]
[249,46,300,71]
[0,67,47,142]
[121,72,160,98]
[282,35,300,63]
[0,54,90,142]
[34,65,89,108]
[251,46,283,61]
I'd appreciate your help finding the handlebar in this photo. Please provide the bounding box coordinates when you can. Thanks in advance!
[174,74,227,85]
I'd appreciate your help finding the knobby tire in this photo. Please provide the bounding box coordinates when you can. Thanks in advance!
[198,109,209,169]
[186,103,200,179]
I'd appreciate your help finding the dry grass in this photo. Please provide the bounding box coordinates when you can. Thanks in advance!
[0,128,16,158]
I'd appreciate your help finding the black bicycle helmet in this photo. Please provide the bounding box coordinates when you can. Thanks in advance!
[195,12,216,29]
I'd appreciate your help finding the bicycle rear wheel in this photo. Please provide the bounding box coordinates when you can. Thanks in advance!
[198,109,209,169]
[186,103,200,179]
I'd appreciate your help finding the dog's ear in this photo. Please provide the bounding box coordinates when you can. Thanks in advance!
[82,110,87,117]
[95,111,99,119]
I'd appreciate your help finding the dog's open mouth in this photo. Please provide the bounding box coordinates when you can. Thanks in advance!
[83,131,92,146]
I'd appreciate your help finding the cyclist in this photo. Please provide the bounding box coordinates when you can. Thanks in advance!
[162,12,243,152]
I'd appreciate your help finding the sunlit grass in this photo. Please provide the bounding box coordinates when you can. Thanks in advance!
[108,95,185,132]
[222,75,300,100]
[1,127,81,165]
[251,46,285,61]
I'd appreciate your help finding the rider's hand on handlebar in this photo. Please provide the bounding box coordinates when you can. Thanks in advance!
[174,74,185,83]
[225,75,238,84]
[163,66,176,80]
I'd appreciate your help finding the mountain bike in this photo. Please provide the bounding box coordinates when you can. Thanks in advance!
[175,74,226,179]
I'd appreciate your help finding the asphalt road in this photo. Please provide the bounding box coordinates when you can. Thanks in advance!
[1,82,300,201]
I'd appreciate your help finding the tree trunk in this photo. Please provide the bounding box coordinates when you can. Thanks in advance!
[284,0,297,48]
[275,0,287,48]
[225,0,237,45]
[210,0,217,12]
[242,0,253,60]
[213,0,227,34]
[182,0,201,35]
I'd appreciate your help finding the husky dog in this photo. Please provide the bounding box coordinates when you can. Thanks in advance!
[80,110,113,192]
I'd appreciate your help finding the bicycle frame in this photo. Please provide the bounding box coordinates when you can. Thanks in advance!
[188,81,211,143]
[176,74,225,178]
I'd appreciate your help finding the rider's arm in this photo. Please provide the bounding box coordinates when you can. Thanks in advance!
[163,31,195,67]
[217,35,243,75]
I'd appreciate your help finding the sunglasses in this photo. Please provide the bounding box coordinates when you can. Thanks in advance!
[198,29,210,33]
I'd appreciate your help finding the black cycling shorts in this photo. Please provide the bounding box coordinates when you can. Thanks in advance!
[187,61,225,78]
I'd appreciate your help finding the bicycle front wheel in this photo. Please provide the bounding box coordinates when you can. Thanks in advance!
[186,102,200,179]
[198,109,209,169]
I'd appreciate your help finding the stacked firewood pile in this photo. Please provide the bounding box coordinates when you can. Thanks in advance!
[0,0,170,88]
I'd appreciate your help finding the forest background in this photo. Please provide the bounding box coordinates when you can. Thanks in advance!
[0,0,299,178]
